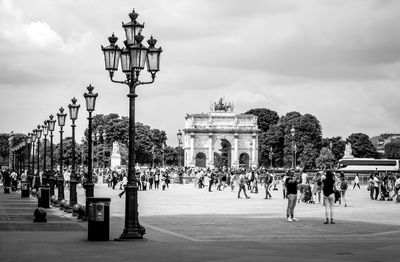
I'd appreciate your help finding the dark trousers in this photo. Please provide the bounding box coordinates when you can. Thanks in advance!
[374,186,379,200]
[370,186,375,199]
[238,184,249,198]
[353,183,360,189]
[209,180,213,192]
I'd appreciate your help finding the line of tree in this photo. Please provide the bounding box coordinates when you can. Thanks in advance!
[245,108,380,169]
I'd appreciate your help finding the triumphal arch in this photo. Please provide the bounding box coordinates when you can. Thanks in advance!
[183,98,260,169]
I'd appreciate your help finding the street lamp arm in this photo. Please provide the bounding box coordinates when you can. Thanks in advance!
[110,74,129,85]
[135,72,156,86]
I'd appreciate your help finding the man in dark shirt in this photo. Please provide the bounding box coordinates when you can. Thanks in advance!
[285,170,301,222]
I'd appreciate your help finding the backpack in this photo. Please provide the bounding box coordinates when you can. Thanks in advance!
[340,180,348,190]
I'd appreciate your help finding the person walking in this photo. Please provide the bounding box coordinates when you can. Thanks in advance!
[368,174,375,200]
[338,172,348,207]
[10,170,18,191]
[118,175,128,198]
[321,171,338,224]
[373,173,380,200]
[237,171,250,199]
[312,171,323,204]
[353,173,361,189]
[264,172,273,199]
[285,170,300,222]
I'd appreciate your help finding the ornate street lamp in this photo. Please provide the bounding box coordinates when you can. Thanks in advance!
[68,97,80,211]
[102,130,107,168]
[83,84,98,204]
[30,131,37,188]
[47,114,56,196]
[290,125,296,169]
[35,125,42,189]
[42,122,49,185]
[177,130,182,168]
[57,107,67,202]
[101,8,162,240]
[25,134,32,187]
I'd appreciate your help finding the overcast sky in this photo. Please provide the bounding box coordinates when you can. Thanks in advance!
[1,0,400,146]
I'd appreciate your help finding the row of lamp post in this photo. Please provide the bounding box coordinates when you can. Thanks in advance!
[19,84,98,214]
[10,8,161,241]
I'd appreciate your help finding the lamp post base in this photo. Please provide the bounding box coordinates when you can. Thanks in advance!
[114,184,145,241]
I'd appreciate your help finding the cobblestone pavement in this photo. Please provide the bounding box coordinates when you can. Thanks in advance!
[1,182,399,261]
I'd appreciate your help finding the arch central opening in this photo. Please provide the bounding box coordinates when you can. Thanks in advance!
[214,139,231,168]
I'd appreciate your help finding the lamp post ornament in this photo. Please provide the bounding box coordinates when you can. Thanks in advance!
[68,97,80,211]
[102,8,162,240]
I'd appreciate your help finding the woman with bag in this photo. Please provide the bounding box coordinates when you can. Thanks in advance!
[321,171,338,224]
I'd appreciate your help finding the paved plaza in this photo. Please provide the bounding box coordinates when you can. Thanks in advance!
[1,182,400,261]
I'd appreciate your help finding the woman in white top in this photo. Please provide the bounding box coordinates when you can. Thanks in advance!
[353,173,360,189]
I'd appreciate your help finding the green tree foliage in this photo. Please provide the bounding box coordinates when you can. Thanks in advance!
[321,137,346,166]
[282,112,322,168]
[0,134,10,164]
[384,141,400,159]
[245,108,280,167]
[298,143,320,169]
[163,146,179,166]
[315,147,336,170]
[245,108,279,133]
[347,133,378,158]
[79,114,169,167]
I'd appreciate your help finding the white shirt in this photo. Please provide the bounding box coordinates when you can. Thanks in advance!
[301,172,308,185]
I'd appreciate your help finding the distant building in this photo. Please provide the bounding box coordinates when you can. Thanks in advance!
[371,134,400,155]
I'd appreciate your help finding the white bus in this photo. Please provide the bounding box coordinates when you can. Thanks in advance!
[338,158,400,172]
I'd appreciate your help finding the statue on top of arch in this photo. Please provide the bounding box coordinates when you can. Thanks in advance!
[210,97,234,113]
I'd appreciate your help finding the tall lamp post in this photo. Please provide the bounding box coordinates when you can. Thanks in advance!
[102,131,107,168]
[290,125,296,169]
[68,97,80,211]
[30,131,37,188]
[47,115,56,196]
[42,122,48,185]
[101,8,162,240]
[35,125,43,189]
[83,84,98,203]
[25,134,32,187]
[57,107,67,202]
[177,130,182,168]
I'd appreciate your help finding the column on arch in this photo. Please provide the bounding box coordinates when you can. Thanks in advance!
[190,133,195,166]
[208,133,213,167]
[233,133,239,167]
[251,133,257,167]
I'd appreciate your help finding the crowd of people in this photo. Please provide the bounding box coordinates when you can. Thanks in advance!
[2,164,400,224]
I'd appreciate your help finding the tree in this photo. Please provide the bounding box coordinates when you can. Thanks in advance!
[384,141,400,159]
[0,134,9,164]
[245,108,279,167]
[282,112,323,168]
[298,143,320,169]
[347,133,378,158]
[81,113,170,167]
[315,147,336,170]
[245,108,279,133]
[321,137,346,166]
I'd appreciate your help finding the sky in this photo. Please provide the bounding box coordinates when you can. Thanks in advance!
[1,0,400,146]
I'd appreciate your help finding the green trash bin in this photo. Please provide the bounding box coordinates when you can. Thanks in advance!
[38,185,50,208]
[87,197,111,241]
[21,181,30,198]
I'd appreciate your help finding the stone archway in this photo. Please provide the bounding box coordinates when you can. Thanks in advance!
[183,99,260,168]
[195,152,207,168]
[239,153,250,169]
